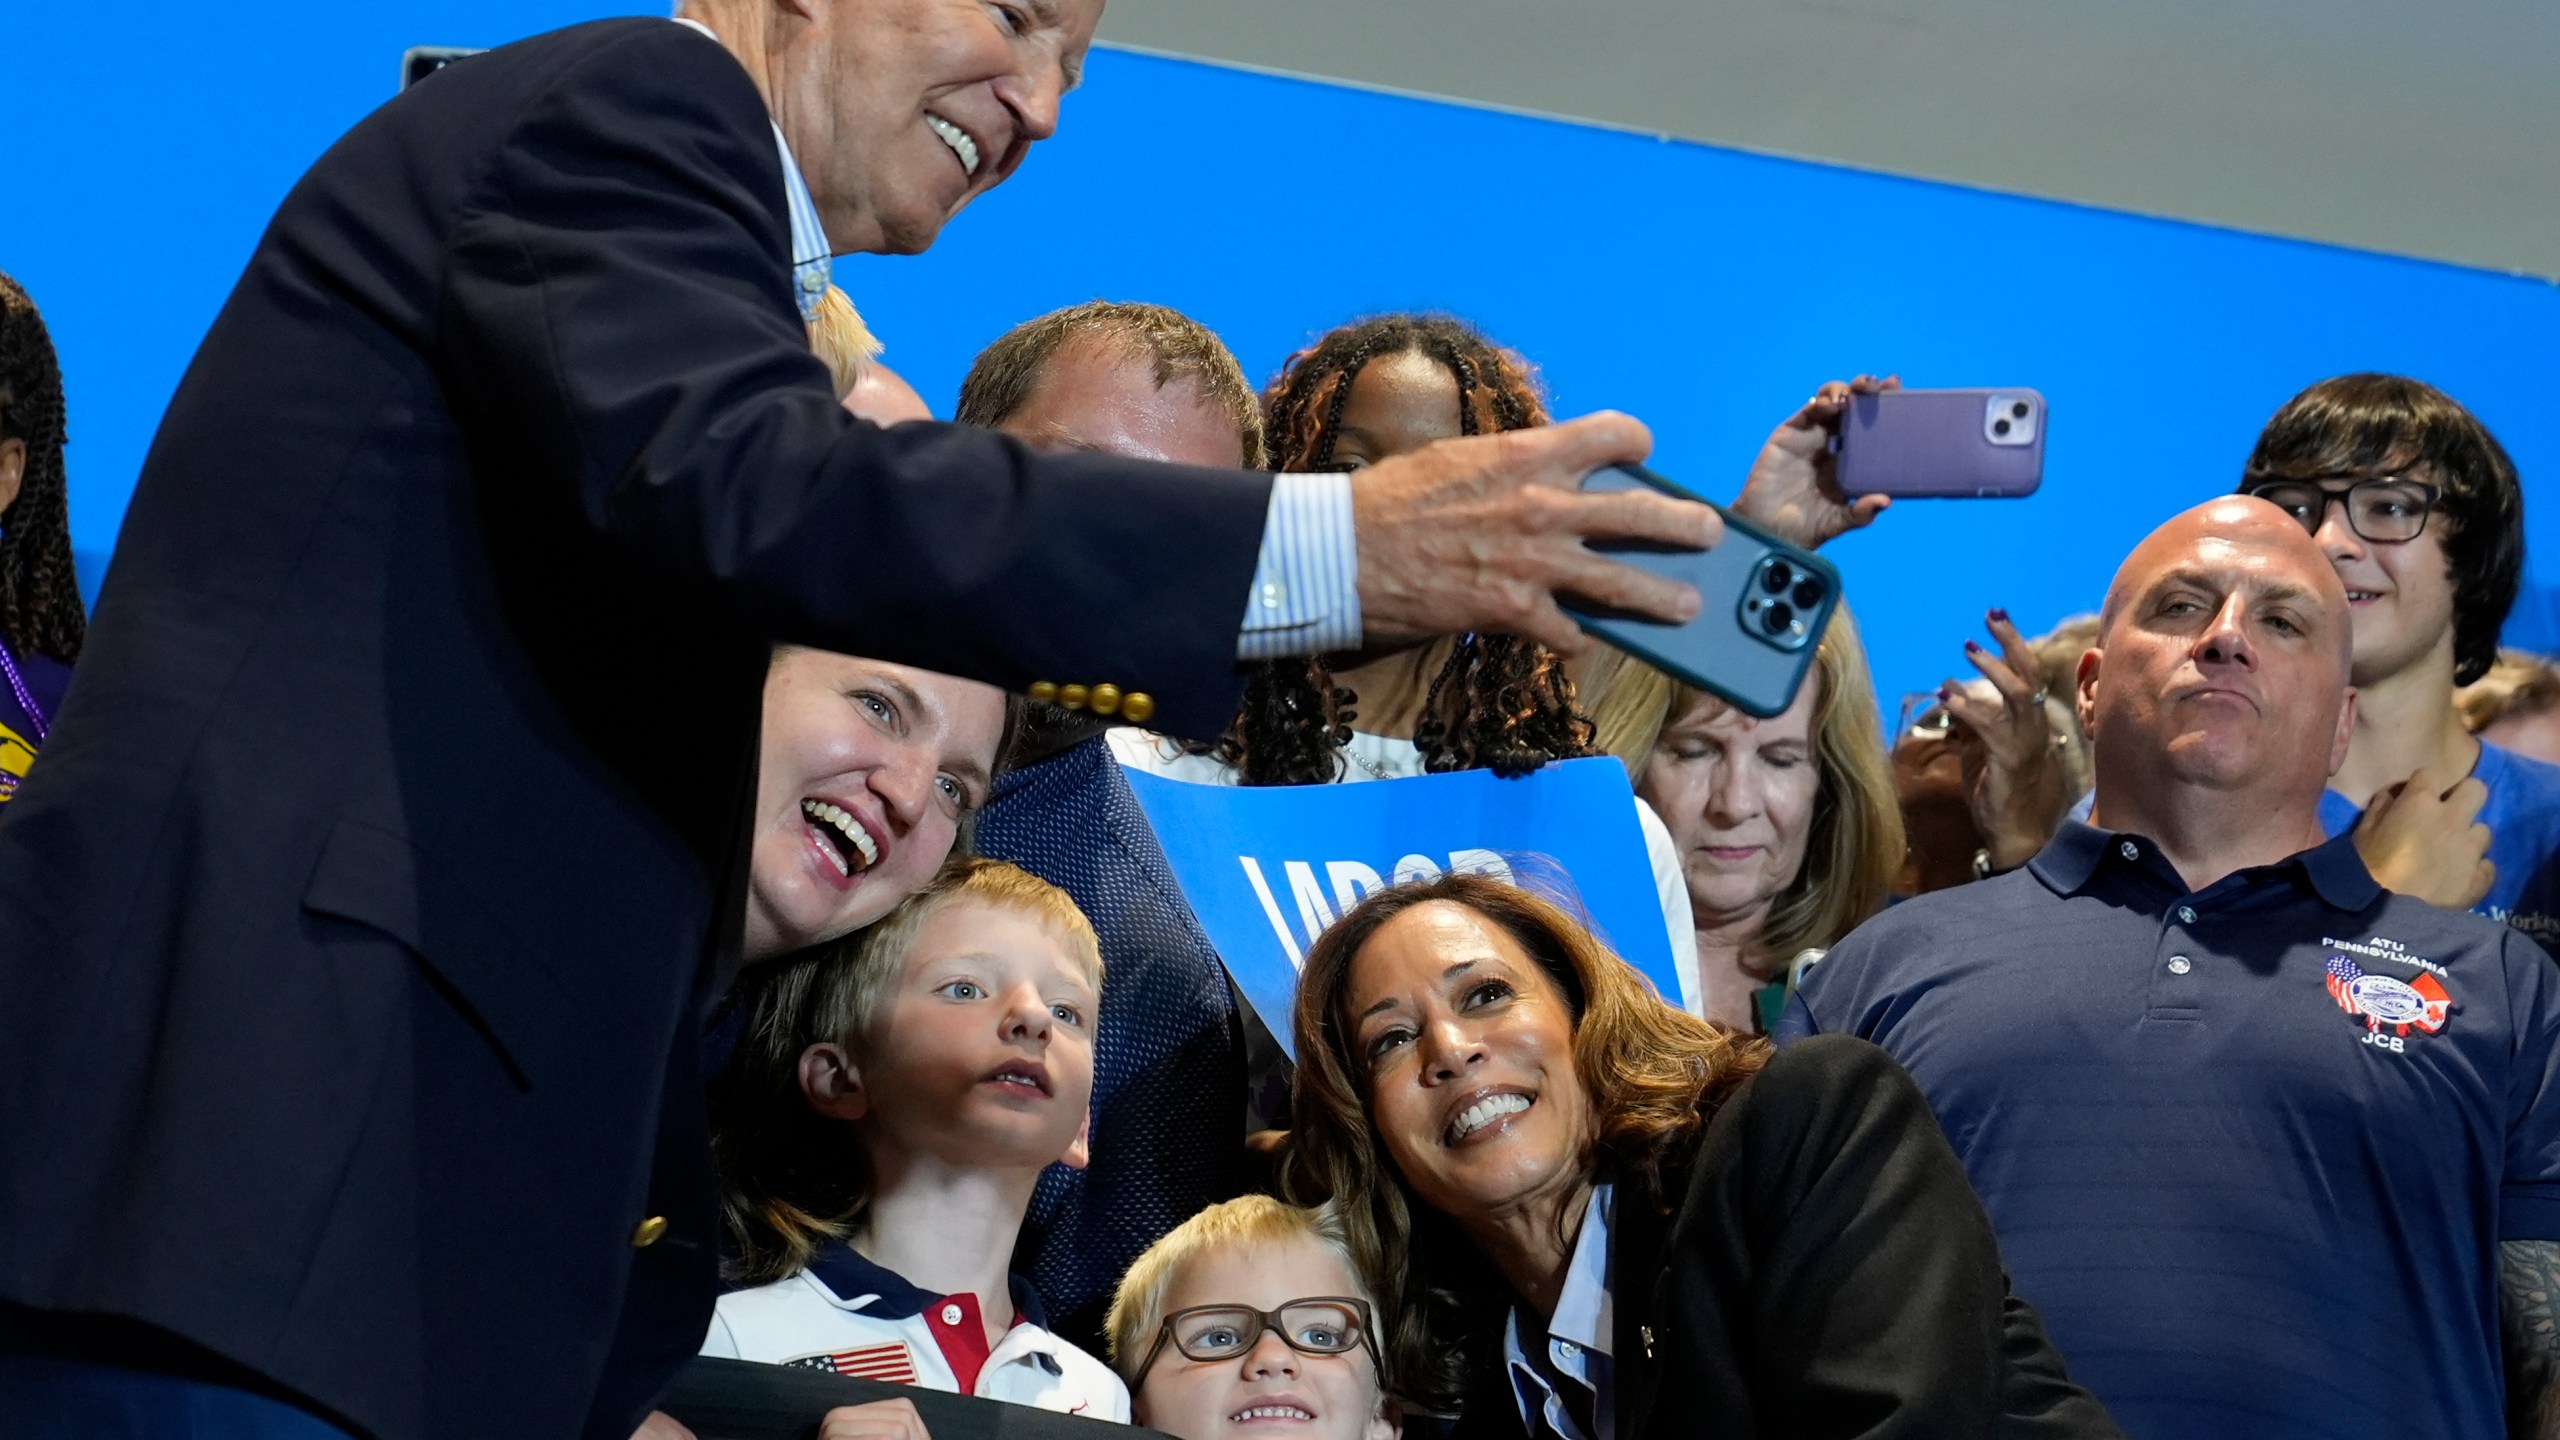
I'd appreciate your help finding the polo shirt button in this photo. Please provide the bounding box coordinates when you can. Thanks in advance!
[2168,955,2192,975]
[2119,841,2140,860]
[941,1302,964,1325]
[2178,906,2197,924]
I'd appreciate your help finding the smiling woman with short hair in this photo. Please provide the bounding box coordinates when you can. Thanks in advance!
[1279,872,2120,1440]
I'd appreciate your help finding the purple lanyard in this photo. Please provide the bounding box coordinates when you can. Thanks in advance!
[0,636,49,745]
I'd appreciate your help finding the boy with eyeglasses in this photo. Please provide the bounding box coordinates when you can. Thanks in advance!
[2239,372,2560,948]
[1107,1196,1396,1440]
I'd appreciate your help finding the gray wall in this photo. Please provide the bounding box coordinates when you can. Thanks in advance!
[1099,0,2560,280]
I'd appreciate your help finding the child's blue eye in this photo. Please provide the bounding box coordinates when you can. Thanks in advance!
[1050,1003,1083,1027]
[938,980,985,1001]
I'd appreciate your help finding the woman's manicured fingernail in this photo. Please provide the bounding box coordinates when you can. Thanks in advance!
[1989,607,2010,624]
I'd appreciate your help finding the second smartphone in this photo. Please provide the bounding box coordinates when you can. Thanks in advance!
[1835,387,2047,498]
[1566,464,1842,720]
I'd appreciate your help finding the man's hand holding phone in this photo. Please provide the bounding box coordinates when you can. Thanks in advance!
[1352,411,1719,656]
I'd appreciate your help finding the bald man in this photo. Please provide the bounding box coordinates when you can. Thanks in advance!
[1782,498,2560,1440]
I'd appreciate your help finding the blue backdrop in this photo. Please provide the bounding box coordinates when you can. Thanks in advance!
[16,3,2559,709]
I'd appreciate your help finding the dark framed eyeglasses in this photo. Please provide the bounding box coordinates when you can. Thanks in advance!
[2243,474,2441,545]
[1132,1297,1379,1385]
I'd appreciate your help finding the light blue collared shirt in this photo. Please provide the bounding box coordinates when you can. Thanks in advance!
[669,16,1358,659]
[1503,1182,1615,1440]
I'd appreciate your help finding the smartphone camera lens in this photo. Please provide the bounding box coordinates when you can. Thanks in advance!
[1792,578,1824,610]
[1993,418,2013,437]
[1761,561,1792,593]
[2012,401,2030,419]
[1764,602,1795,634]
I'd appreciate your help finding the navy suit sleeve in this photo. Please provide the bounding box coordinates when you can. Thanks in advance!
[435,24,1270,738]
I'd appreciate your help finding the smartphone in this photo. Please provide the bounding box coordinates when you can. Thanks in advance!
[1566,464,1842,719]
[1836,387,2047,498]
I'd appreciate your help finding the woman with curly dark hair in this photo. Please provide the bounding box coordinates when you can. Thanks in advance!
[0,271,83,810]
[1109,315,1703,983]
[1278,871,2118,1439]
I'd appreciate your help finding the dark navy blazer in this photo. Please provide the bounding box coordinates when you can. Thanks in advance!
[0,20,1268,1440]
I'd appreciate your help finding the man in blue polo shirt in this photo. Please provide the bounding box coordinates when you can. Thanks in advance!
[1782,496,2560,1440]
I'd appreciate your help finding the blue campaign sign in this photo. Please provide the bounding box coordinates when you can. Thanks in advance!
[1120,756,1677,1057]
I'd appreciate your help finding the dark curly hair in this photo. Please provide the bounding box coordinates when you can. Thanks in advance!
[0,271,84,664]
[2241,373,2522,686]
[1214,315,1593,784]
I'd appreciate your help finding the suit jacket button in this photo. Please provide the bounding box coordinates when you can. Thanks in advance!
[630,1216,668,1249]
[1121,692,1155,724]
[1058,684,1089,711]
[1028,681,1058,705]
[1089,684,1122,716]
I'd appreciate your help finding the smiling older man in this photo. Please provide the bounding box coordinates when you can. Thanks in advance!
[0,3,1723,1439]
[1782,497,2560,1440]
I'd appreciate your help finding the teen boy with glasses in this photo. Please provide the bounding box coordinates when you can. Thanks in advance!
[2239,372,2560,950]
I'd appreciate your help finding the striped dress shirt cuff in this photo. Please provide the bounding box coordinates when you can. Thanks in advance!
[1236,472,1362,660]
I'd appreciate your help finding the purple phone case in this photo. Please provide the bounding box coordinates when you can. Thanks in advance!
[1836,388,2047,498]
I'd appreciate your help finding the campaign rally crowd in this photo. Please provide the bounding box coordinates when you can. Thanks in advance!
[4,3,2560,1440]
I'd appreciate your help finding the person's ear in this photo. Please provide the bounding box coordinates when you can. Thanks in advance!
[798,1041,870,1122]
[2074,646,2103,739]
[0,436,25,517]
[2329,686,2358,778]
[1058,1111,1091,1171]
[1361,1393,1401,1440]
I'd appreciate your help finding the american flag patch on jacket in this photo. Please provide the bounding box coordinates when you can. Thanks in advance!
[786,1341,918,1385]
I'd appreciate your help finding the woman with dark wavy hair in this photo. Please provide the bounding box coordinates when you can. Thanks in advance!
[1279,872,2118,1439]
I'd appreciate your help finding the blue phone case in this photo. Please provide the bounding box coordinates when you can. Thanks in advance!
[1565,464,1843,719]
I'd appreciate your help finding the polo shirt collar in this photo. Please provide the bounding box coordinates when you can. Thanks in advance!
[669,16,835,320]
[2031,817,2380,911]
[805,1240,1049,1329]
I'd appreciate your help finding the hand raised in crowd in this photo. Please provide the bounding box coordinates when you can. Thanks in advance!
[1351,411,1719,656]
[2355,766,2496,910]
[818,1398,937,1440]
[1732,374,1900,549]
[1941,607,2071,872]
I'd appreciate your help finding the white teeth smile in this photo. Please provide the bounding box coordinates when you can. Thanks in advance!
[800,799,879,876]
[2348,590,2381,601]
[1230,1407,1314,1423]
[925,114,981,177]
[1448,1093,1531,1143]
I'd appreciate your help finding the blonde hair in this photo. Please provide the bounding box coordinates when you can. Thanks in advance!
[808,285,884,399]
[709,857,1102,1283]
[1589,606,1903,960]
[1105,1196,1376,1381]
[2457,648,2560,735]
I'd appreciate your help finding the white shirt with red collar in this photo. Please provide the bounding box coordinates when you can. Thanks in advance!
[702,1242,1128,1421]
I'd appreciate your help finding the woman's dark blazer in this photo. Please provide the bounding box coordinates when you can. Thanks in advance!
[1443,1036,2121,1440]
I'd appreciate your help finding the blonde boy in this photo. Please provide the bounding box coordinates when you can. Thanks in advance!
[1108,1198,1398,1440]
[705,858,1124,1419]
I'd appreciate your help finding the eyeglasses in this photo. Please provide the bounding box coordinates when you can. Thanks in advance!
[1132,1298,1379,1385]
[2244,475,2440,545]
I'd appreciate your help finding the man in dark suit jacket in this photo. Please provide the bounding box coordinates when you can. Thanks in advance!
[0,5,1715,1439]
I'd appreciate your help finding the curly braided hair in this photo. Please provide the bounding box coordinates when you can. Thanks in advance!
[0,272,83,664]
[1213,315,1594,784]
